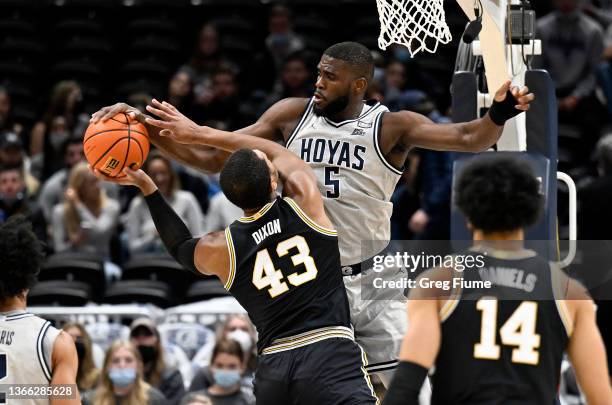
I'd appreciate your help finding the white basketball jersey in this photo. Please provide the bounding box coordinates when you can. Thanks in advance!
[286,98,402,265]
[0,311,61,405]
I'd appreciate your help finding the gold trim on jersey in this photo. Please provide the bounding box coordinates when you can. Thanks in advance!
[358,344,380,405]
[237,200,277,223]
[555,299,574,337]
[261,326,353,355]
[224,228,237,290]
[440,282,463,322]
[283,197,337,237]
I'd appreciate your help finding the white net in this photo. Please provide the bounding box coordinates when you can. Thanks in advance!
[376,0,452,56]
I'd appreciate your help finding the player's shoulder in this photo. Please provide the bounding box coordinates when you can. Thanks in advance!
[52,330,77,360]
[410,266,455,300]
[266,97,310,118]
[380,109,431,136]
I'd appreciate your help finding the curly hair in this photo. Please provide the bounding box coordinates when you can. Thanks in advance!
[454,154,543,233]
[0,215,44,302]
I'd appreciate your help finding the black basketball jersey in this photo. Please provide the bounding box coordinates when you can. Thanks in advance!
[225,196,351,353]
[432,248,571,405]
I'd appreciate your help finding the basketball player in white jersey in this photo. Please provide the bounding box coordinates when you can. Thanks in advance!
[91,41,534,386]
[0,216,80,405]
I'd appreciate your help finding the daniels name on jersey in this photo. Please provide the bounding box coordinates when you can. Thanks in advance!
[286,99,401,266]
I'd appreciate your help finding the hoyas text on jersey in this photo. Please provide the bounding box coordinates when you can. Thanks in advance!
[300,138,366,170]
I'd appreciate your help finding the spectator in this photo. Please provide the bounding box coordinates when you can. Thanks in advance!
[167,69,195,118]
[583,0,612,27]
[0,87,23,137]
[125,151,204,254]
[204,192,241,232]
[192,66,253,130]
[265,5,304,73]
[259,51,315,114]
[37,136,118,222]
[187,23,225,84]
[29,81,87,179]
[189,340,254,405]
[190,316,257,391]
[180,393,212,405]
[0,132,39,197]
[0,164,47,244]
[82,340,166,405]
[536,0,606,159]
[129,318,186,405]
[63,322,101,393]
[51,162,121,279]
[578,133,612,239]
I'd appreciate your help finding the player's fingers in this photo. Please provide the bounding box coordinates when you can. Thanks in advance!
[495,80,511,99]
[518,86,530,96]
[515,104,530,111]
[150,99,177,117]
[159,129,173,137]
[90,107,109,123]
[518,94,535,104]
[162,101,179,114]
[145,117,172,129]
[146,105,174,121]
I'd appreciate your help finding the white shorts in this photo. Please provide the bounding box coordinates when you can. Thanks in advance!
[343,265,408,386]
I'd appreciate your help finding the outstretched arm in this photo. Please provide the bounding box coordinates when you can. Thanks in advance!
[384,81,534,153]
[144,99,332,229]
[90,98,306,173]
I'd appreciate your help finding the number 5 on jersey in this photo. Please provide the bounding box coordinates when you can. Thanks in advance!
[252,235,318,298]
[324,167,340,198]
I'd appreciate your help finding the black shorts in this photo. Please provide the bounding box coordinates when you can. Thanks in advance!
[254,338,378,405]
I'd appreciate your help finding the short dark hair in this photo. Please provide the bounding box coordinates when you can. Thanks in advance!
[0,163,24,177]
[323,42,374,82]
[0,215,44,302]
[211,339,244,364]
[220,149,272,210]
[61,135,83,157]
[455,155,543,233]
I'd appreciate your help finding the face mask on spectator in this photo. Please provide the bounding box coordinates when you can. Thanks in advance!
[108,368,137,388]
[74,340,86,362]
[212,369,241,388]
[137,345,156,364]
[226,329,252,354]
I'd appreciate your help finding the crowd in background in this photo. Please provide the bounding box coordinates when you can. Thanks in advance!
[62,315,257,405]
[1,0,612,403]
[1,1,611,260]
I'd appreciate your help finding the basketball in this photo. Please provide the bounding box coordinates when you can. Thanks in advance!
[83,112,150,178]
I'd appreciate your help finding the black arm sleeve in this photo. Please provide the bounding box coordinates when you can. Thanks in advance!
[381,361,428,405]
[144,190,200,275]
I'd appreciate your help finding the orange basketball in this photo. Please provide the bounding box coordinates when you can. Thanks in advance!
[83,112,150,178]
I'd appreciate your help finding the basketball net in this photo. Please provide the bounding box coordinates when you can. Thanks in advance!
[376,0,452,56]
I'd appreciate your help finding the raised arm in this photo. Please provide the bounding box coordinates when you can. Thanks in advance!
[90,166,230,282]
[144,99,331,229]
[90,98,306,174]
[383,81,534,153]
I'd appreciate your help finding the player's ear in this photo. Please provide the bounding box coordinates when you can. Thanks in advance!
[353,77,368,94]
[270,177,278,193]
